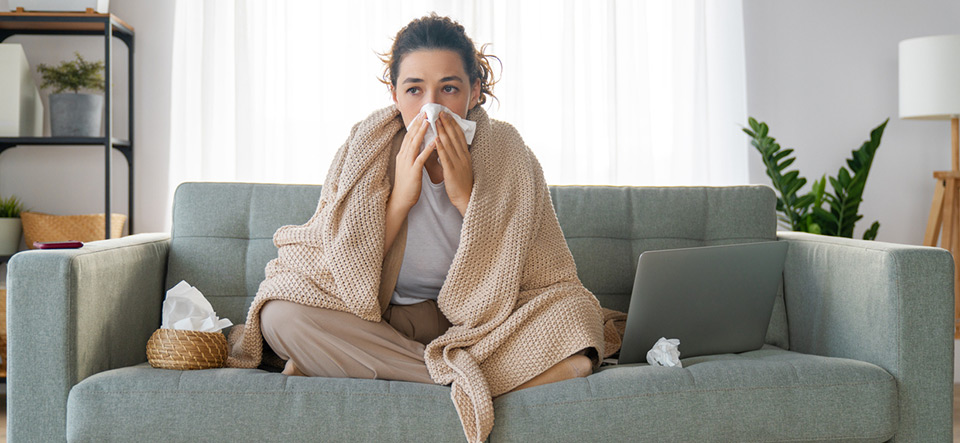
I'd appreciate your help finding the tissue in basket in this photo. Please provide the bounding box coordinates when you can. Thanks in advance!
[146,281,233,370]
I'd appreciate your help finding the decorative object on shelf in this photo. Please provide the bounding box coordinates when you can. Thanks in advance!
[9,0,108,13]
[20,211,124,248]
[743,117,888,240]
[0,194,26,255]
[0,11,135,239]
[899,34,960,337]
[36,51,105,137]
[0,43,42,137]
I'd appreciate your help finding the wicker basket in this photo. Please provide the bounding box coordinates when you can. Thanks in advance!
[21,211,125,248]
[146,328,228,370]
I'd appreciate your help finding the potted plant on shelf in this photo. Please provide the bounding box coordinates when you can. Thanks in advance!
[0,195,26,256]
[36,52,105,137]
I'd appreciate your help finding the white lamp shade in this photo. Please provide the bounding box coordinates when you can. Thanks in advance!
[899,34,960,120]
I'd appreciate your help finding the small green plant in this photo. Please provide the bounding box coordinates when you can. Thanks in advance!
[0,195,26,218]
[36,52,105,94]
[743,117,888,241]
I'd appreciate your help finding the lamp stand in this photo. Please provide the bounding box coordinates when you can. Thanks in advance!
[923,117,960,338]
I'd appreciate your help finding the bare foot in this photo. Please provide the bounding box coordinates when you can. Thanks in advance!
[505,354,592,394]
[282,359,306,376]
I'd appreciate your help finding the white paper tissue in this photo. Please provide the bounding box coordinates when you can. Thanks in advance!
[161,281,233,332]
[646,337,683,368]
[406,103,476,154]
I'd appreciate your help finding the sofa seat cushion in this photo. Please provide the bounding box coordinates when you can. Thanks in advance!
[67,364,465,442]
[490,346,897,442]
[67,347,896,442]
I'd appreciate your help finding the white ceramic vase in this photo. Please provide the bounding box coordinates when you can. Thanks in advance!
[0,217,22,256]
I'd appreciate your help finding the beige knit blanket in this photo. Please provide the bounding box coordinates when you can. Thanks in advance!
[226,105,627,443]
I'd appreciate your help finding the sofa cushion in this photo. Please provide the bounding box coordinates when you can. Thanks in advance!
[490,346,896,442]
[67,364,465,442]
[67,346,894,442]
[167,182,325,327]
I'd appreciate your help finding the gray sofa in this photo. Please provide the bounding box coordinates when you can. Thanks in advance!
[6,182,954,442]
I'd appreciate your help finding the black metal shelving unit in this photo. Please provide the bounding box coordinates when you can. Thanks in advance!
[0,11,134,238]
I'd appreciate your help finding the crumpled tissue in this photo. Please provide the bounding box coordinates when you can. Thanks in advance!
[161,280,233,332]
[406,103,476,154]
[646,337,683,368]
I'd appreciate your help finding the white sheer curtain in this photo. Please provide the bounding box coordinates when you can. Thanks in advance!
[168,0,747,229]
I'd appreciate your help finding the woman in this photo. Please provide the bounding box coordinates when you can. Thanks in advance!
[227,14,615,443]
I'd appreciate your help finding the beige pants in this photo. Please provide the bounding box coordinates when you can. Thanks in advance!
[260,299,453,384]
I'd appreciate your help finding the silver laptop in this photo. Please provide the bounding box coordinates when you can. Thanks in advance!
[617,241,789,365]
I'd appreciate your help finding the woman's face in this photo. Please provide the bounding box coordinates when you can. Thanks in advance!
[391,49,481,128]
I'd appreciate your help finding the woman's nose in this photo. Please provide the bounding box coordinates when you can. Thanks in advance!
[424,89,439,104]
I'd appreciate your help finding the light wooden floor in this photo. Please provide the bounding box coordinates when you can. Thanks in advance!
[0,389,955,441]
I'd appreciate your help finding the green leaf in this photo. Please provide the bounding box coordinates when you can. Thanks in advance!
[0,195,26,217]
[846,179,866,198]
[746,116,814,232]
[813,206,839,224]
[778,158,796,170]
[782,170,800,185]
[36,51,105,93]
[862,221,880,240]
[794,193,815,209]
[812,176,826,207]
[829,176,842,193]
[785,178,807,199]
[773,148,794,163]
[846,158,859,171]
[838,168,851,187]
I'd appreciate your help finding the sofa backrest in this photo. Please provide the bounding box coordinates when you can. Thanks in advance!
[548,186,778,312]
[167,182,783,345]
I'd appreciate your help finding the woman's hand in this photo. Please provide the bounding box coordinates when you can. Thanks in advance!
[384,111,434,254]
[391,111,435,211]
[435,111,474,216]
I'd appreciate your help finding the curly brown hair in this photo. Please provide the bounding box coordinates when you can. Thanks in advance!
[379,13,499,106]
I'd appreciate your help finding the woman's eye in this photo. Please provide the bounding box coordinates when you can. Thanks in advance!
[406,87,421,94]
[443,85,458,93]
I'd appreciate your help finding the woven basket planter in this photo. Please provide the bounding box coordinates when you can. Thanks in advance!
[21,211,125,248]
[146,328,228,370]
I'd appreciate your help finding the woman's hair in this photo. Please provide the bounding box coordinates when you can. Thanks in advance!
[380,13,499,106]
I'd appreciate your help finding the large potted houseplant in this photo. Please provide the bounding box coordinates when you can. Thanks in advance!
[0,195,26,256]
[743,117,888,240]
[36,52,105,137]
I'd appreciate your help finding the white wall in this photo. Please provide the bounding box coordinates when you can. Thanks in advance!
[743,0,960,244]
[0,0,173,244]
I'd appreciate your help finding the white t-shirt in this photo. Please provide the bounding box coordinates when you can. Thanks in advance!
[390,165,463,305]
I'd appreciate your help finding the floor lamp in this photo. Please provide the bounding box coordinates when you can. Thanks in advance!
[899,35,960,337]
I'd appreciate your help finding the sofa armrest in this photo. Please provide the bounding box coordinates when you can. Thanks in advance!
[6,233,170,443]
[777,231,953,442]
